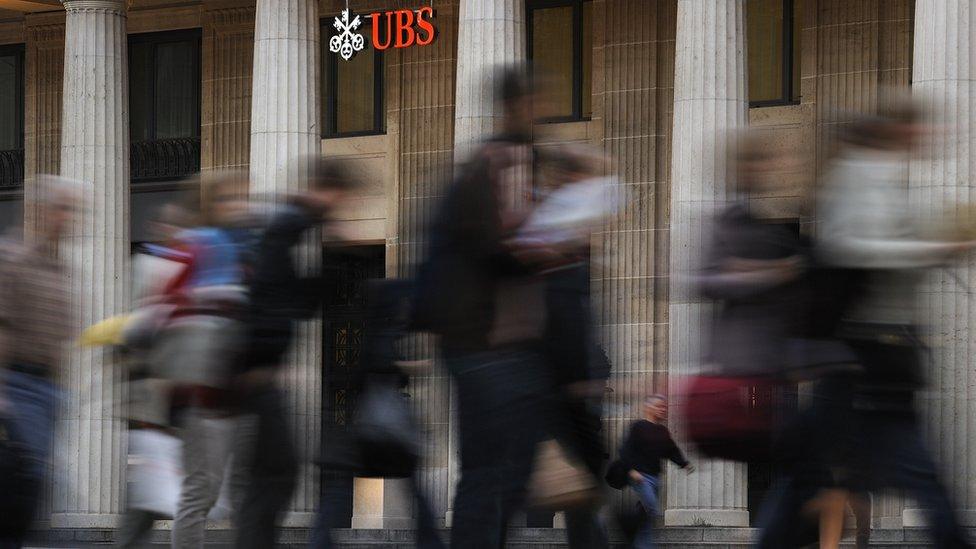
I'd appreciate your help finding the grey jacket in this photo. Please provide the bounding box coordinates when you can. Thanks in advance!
[699,203,804,376]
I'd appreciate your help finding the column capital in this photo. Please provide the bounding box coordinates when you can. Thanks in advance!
[62,0,128,14]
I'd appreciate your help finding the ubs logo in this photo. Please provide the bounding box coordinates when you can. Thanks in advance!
[329,7,436,61]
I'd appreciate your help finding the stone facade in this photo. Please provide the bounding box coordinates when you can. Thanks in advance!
[5,0,975,534]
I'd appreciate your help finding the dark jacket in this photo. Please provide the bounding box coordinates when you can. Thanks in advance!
[620,420,688,477]
[699,203,804,377]
[243,202,323,371]
[412,136,537,355]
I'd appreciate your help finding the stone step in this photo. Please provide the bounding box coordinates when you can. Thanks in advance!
[24,527,952,547]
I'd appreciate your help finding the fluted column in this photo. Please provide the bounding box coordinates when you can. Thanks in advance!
[665,0,749,527]
[54,0,129,527]
[905,0,976,527]
[447,0,525,524]
[453,0,525,159]
[249,0,321,521]
[395,0,460,528]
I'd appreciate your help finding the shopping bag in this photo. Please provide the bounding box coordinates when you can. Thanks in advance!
[127,429,182,516]
[527,439,600,510]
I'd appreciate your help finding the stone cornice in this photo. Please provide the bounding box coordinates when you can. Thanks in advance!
[61,0,128,14]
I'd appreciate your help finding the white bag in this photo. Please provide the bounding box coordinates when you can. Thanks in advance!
[127,429,182,516]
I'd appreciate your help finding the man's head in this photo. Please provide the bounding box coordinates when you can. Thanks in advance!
[499,65,535,139]
[735,131,797,195]
[36,175,81,243]
[305,157,357,214]
[201,170,249,227]
[845,94,928,152]
[643,394,668,422]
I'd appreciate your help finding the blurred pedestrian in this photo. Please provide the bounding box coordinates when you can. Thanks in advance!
[159,172,251,549]
[618,396,693,549]
[115,202,192,549]
[759,102,976,549]
[235,158,356,549]
[0,176,78,548]
[533,145,615,549]
[311,279,444,549]
[412,66,552,549]
[816,106,974,549]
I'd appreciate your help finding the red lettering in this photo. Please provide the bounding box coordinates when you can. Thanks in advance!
[369,12,393,50]
[394,9,416,48]
[415,7,436,46]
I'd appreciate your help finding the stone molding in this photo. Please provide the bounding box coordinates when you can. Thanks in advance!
[61,1,127,15]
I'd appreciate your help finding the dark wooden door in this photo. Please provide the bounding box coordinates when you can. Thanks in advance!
[319,246,385,528]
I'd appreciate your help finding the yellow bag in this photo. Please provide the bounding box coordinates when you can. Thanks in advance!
[526,439,601,510]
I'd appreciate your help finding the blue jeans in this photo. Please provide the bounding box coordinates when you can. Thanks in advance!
[630,473,660,549]
[0,369,58,546]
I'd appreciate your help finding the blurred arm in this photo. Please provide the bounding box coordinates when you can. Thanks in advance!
[819,161,957,269]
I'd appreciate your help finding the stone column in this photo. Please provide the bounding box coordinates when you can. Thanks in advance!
[905,0,976,527]
[665,0,749,527]
[447,0,525,525]
[249,0,321,522]
[453,0,525,159]
[391,0,459,529]
[54,0,129,527]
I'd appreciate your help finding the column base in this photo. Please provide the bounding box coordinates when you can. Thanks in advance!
[664,508,749,527]
[903,508,976,528]
[50,514,121,529]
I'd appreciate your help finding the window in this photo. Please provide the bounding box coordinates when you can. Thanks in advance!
[748,0,801,106]
[322,18,385,137]
[527,0,592,122]
[129,30,202,183]
[0,44,24,188]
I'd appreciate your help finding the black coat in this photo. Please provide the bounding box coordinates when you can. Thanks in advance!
[243,202,323,371]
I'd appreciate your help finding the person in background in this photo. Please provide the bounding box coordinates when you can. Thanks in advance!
[115,202,192,549]
[810,104,975,549]
[160,173,251,549]
[619,395,692,549]
[0,176,78,548]
[533,145,615,549]
[235,158,356,549]
[310,279,445,549]
[412,65,554,549]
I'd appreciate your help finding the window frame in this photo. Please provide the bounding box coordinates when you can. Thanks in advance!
[748,0,798,108]
[127,28,203,141]
[526,0,590,124]
[321,15,386,139]
[0,43,24,153]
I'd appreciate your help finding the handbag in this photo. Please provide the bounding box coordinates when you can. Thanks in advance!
[679,375,779,462]
[319,379,422,479]
[604,459,629,490]
[527,439,601,510]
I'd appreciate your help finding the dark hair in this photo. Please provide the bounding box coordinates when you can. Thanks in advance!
[311,157,357,191]
[499,65,533,105]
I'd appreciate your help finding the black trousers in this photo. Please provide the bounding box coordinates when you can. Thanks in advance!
[758,336,972,549]
[552,397,608,549]
[234,385,298,549]
[446,348,549,549]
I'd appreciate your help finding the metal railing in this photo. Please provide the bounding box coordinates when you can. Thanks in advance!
[130,137,200,183]
[0,149,24,188]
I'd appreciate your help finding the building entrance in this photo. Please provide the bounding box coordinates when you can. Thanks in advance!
[319,245,385,527]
